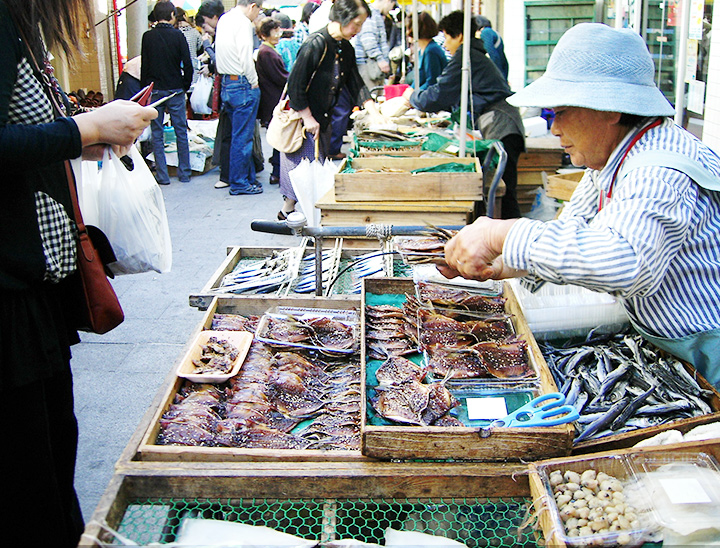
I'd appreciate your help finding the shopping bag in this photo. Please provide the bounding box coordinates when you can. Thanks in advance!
[189,74,213,115]
[90,146,172,275]
[266,98,305,153]
[289,137,337,227]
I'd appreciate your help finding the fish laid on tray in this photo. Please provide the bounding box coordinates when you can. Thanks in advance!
[364,304,418,360]
[158,313,362,450]
[416,281,507,314]
[371,356,462,426]
[542,331,715,444]
[393,227,456,265]
[257,313,357,353]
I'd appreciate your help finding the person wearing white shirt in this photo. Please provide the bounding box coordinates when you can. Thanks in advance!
[215,0,264,194]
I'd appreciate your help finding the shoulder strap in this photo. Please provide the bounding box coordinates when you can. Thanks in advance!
[619,150,720,192]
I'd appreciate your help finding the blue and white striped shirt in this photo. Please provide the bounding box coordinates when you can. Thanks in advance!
[504,118,720,338]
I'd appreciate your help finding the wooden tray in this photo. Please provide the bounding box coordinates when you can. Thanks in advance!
[360,278,574,461]
[190,245,389,310]
[133,296,372,463]
[334,157,482,202]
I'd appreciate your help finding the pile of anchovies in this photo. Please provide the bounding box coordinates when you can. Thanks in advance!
[541,331,714,444]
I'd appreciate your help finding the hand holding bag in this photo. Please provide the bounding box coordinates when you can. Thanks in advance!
[92,147,173,275]
[266,96,305,153]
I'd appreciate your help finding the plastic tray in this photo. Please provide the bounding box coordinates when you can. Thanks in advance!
[176,330,253,383]
[625,451,720,535]
[534,454,654,547]
[255,306,360,355]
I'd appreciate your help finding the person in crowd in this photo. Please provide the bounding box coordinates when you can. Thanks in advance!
[406,11,447,91]
[439,23,720,387]
[0,1,156,545]
[353,0,393,92]
[278,0,384,220]
[402,11,524,219]
[273,12,300,71]
[196,0,233,189]
[114,55,143,100]
[295,1,321,45]
[256,16,288,185]
[215,0,264,195]
[475,14,508,81]
[141,0,194,185]
[175,6,204,85]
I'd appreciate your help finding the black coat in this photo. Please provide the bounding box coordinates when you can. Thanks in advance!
[287,27,371,130]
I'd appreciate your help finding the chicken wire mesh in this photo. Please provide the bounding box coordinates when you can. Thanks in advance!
[113,497,537,546]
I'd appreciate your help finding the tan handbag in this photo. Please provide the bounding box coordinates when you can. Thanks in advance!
[266,96,305,153]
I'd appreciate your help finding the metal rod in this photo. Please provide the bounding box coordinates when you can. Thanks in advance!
[315,235,324,296]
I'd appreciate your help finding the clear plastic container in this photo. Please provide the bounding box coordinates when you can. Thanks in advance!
[625,451,720,537]
[535,454,655,547]
[255,306,359,355]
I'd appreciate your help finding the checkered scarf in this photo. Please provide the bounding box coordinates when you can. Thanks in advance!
[9,56,77,282]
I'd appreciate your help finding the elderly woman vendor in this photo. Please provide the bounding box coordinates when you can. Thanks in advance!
[439,23,720,387]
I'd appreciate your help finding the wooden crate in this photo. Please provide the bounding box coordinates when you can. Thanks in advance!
[545,171,584,201]
[190,245,389,310]
[334,157,482,202]
[571,367,720,455]
[360,278,574,461]
[528,440,720,548]
[132,296,374,463]
[316,188,475,227]
[80,460,532,548]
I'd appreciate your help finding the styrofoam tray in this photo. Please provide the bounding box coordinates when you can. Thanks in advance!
[176,330,254,383]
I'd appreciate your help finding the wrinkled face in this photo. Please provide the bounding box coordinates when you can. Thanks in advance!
[442,32,463,55]
[340,12,367,40]
[551,107,620,170]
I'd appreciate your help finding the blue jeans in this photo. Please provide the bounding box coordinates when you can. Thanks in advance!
[150,89,191,183]
[221,75,260,192]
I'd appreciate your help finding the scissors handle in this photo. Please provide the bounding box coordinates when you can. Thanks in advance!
[492,392,579,427]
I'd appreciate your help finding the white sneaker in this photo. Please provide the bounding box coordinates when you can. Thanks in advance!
[214,180,229,189]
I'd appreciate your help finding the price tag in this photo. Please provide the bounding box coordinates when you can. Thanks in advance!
[659,477,712,504]
[466,397,507,420]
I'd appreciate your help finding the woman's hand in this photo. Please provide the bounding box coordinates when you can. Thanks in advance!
[298,107,320,139]
[438,217,526,281]
[81,144,133,161]
[73,100,157,149]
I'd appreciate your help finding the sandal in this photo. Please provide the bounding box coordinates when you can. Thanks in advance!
[277,210,295,221]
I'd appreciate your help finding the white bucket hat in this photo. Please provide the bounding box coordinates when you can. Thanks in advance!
[508,23,675,116]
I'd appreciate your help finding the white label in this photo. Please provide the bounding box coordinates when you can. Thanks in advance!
[659,477,712,504]
[466,397,507,420]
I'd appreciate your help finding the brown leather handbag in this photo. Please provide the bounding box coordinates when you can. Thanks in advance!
[65,162,125,334]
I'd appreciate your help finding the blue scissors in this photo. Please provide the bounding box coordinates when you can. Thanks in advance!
[491,392,580,428]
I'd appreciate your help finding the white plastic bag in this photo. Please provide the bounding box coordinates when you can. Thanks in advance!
[83,147,172,275]
[190,74,213,115]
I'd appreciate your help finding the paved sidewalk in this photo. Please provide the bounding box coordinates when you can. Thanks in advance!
[72,136,298,522]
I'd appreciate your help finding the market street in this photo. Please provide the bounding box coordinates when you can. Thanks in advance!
[72,132,316,521]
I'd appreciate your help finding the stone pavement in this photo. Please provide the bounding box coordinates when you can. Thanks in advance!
[72,133,309,522]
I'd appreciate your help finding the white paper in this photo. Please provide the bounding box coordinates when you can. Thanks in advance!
[659,477,712,504]
[687,80,706,115]
[466,397,507,420]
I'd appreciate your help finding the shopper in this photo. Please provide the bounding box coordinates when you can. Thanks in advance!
[353,0,393,91]
[475,15,508,81]
[406,11,447,90]
[215,0,264,195]
[255,16,288,185]
[402,11,525,219]
[0,1,156,545]
[176,6,204,85]
[439,23,720,388]
[141,0,194,185]
[277,0,382,220]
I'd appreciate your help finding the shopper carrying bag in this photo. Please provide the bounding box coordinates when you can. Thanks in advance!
[266,92,306,153]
